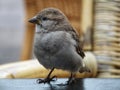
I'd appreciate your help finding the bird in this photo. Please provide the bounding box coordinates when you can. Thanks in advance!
[29,7,90,84]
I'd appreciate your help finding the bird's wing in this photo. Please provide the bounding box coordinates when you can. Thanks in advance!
[53,25,85,58]
[69,30,85,58]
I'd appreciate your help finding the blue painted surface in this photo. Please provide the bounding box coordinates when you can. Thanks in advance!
[0,79,120,90]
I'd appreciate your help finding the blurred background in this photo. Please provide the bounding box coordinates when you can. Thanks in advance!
[0,0,120,78]
[0,0,25,64]
[0,0,83,64]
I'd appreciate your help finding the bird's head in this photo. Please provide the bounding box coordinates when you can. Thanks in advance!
[29,8,69,31]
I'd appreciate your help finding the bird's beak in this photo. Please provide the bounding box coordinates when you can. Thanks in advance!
[28,16,39,24]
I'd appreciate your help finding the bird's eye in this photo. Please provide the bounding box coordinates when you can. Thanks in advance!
[42,17,48,21]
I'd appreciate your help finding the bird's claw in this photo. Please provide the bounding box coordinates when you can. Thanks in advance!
[66,78,75,85]
[37,76,57,84]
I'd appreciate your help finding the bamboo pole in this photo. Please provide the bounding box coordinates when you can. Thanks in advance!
[98,60,120,67]
[98,69,120,74]
[94,0,120,78]
[0,52,97,78]
[97,73,120,78]
[81,0,93,33]
[20,0,37,60]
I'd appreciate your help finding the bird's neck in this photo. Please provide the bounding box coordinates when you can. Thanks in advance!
[35,20,73,33]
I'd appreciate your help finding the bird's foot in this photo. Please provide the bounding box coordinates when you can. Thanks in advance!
[66,77,76,85]
[37,76,57,84]
[56,78,76,86]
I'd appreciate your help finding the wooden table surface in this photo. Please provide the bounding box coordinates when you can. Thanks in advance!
[0,78,120,90]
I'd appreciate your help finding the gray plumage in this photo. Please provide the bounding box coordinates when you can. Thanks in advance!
[29,8,89,73]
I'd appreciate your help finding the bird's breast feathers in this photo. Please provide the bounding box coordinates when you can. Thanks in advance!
[34,30,83,72]
[34,31,76,54]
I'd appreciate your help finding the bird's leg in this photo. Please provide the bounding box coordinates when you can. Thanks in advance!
[37,67,57,84]
[56,73,76,86]
[66,73,76,85]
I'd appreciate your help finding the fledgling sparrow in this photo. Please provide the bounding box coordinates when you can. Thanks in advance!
[29,8,90,84]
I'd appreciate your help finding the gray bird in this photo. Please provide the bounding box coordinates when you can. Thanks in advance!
[29,8,90,84]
